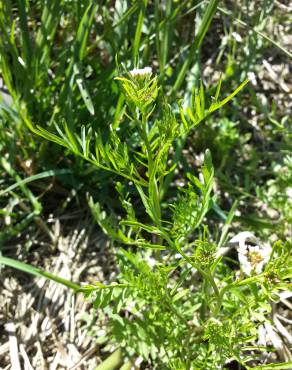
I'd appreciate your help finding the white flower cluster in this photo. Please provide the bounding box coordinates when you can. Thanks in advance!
[129,66,152,77]
[230,232,271,276]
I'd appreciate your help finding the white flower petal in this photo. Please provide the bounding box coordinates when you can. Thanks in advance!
[229,231,257,244]
[242,262,252,276]
[129,67,152,77]
[255,261,264,274]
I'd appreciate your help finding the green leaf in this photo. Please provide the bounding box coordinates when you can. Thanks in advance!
[33,125,68,147]
[120,220,162,235]
[135,185,156,222]
[172,288,189,303]
[187,173,204,192]
[209,79,249,113]
[203,149,213,179]
[214,74,222,102]
[134,241,166,250]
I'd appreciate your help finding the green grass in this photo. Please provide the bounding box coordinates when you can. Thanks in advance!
[0,1,291,368]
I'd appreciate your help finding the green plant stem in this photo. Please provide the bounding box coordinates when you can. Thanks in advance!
[160,134,186,200]
[174,244,220,298]
[214,272,269,316]
[140,112,162,225]
[140,112,163,257]
[141,113,154,171]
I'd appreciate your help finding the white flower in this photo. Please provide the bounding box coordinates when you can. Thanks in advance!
[229,232,271,276]
[129,67,152,77]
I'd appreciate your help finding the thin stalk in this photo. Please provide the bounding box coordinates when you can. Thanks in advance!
[140,112,162,225]
[160,133,186,200]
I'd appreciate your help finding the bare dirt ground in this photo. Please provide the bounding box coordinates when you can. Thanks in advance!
[0,211,116,369]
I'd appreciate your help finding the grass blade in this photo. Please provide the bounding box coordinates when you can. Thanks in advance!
[132,0,148,63]
[75,3,99,62]
[0,169,72,196]
[0,256,81,291]
[15,0,32,68]
[218,6,292,59]
[172,0,219,94]
[74,63,95,115]
[217,200,238,249]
